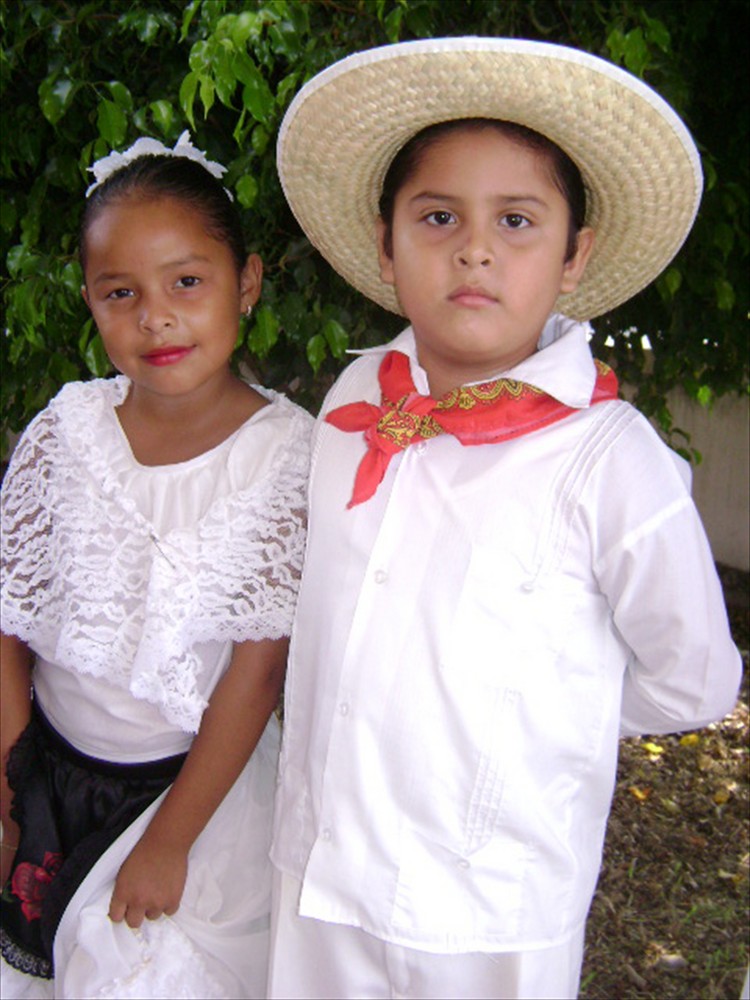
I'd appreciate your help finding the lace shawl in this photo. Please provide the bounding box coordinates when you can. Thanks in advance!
[1,378,312,733]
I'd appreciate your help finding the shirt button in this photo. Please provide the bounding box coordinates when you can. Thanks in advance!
[374,569,388,584]
[415,442,427,455]
[339,702,349,716]
[321,828,332,842]
[457,859,470,870]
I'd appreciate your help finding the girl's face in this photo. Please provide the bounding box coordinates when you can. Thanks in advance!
[376,128,594,397]
[82,194,261,404]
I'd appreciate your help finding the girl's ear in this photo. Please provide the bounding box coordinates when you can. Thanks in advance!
[375,218,395,286]
[560,227,595,295]
[240,254,263,312]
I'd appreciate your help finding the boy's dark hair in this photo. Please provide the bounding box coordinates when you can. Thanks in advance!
[80,156,247,276]
[378,118,587,262]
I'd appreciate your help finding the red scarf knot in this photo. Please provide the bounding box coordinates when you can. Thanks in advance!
[326,351,618,508]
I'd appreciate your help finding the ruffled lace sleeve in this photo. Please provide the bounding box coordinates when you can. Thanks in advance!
[1,405,63,648]
[1,380,314,732]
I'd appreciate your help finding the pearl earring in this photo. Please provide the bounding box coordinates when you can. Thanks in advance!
[244,304,253,318]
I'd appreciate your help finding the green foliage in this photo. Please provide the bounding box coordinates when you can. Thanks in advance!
[1,0,747,456]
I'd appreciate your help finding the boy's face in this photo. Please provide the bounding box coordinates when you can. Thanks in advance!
[376,128,594,397]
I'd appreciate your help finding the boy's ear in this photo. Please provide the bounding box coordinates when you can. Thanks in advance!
[240,253,263,312]
[560,227,595,295]
[81,285,91,309]
[375,218,395,286]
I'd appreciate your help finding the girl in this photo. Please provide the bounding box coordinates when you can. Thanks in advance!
[1,132,312,998]
[266,38,741,999]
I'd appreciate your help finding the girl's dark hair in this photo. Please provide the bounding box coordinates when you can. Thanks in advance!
[378,118,587,262]
[80,155,247,275]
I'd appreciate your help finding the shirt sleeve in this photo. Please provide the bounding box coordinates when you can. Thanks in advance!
[587,412,742,737]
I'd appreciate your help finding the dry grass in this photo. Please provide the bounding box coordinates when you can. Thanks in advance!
[581,565,750,1000]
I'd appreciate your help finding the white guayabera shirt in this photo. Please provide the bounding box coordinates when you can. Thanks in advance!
[271,315,741,953]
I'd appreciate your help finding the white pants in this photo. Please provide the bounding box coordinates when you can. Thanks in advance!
[267,869,585,1000]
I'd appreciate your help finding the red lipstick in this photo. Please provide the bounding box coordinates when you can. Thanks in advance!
[141,346,194,366]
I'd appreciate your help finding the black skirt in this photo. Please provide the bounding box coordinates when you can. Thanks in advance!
[0,701,186,979]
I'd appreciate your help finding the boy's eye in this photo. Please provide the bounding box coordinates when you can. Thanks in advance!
[107,288,132,300]
[425,210,456,227]
[176,275,201,288]
[501,214,531,230]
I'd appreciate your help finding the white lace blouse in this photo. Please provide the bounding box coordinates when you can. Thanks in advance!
[1,377,313,761]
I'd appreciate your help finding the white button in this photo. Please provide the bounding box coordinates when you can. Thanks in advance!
[416,442,427,455]
[457,859,470,870]
[374,569,388,584]
[321,828,332,842]
[339,702,349,716]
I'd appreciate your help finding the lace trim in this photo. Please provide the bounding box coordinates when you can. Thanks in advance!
[0,926,52,980]
[1,379,312,732]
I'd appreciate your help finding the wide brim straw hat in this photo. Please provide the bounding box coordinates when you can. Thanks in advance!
[277,37,702,320]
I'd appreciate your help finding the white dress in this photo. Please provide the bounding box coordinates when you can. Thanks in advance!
[0,376,313,999]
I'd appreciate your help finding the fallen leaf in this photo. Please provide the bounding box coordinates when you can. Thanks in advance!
[713,788,732,804]
[680,733,701,747]
[656,953,688,972]
[628,786,653,801]
[643,741,665,755]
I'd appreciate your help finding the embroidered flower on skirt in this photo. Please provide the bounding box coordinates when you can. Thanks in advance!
[11,852,64,921]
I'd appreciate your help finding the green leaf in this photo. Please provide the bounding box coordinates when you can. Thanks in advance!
[696,385,713,407]
[199,75,215,118]
[714,278,735,312]
[623,28,649,78]
[179,71,199,130]
[150,100,175,136]
[180,0,202,41]
[248,305,279,357]
[306,333,327,373]
[235,174,258,209]
[251,125,270,157]
[321,318,348,358]
[96,99,128,147]
[0,199,17,235]
[106,80,134,112]
[241,64,274,124]
[642,13,671,53]
[231,10,258,46]
[38,74,75,125]
[384,6,404,43]
[83,333,112,377]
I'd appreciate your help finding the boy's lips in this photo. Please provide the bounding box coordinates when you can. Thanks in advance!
[141,345,195,366]
[448,285,498,307]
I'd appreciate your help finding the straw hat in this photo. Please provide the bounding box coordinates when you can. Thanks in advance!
[277,37,702,320]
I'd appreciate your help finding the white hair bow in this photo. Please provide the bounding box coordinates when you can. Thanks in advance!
[85,130,231,198]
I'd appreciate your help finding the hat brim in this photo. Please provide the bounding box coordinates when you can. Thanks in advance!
[277,37,702,320]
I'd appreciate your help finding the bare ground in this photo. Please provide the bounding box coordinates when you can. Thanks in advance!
[581,565,750,1000]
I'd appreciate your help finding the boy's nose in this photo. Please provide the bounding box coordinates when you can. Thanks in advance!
[454,230,494,268]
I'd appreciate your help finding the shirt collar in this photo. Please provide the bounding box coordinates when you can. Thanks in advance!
[349,314,598,408]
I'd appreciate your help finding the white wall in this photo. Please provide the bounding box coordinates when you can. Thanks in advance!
[661,389,749,571]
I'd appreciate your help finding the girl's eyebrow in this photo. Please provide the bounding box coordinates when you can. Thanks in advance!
[92,255,213,285]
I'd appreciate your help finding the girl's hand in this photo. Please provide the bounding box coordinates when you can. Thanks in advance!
[109,834,188,929]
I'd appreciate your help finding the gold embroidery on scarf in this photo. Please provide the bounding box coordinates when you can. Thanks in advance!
[436,379,544,411]
[377,400,443,448]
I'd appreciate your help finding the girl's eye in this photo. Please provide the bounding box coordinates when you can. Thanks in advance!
[501,214,531,230]
[425,210,456,227]
[107,288,132,300]
[176,275,201,288]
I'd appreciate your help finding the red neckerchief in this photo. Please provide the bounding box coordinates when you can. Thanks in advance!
[326,350,619,508]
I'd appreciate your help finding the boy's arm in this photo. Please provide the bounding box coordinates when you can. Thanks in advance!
[0,632,33,885]
[109,636,286,928]
[597,502,741,738]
